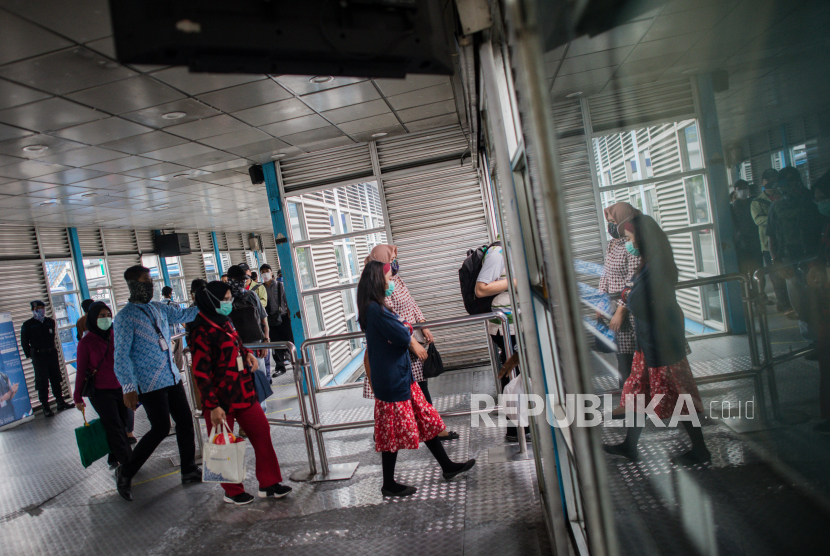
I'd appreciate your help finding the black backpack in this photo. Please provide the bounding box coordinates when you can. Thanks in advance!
[230,293,265,344]
[459,241,500,315]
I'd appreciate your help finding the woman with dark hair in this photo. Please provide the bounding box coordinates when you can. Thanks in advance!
[605,215,710,465]
[358,261,474,497]
[73,302,132,469]
[191,281,291,505]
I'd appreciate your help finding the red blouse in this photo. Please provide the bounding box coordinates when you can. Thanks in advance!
[190,314,256,412]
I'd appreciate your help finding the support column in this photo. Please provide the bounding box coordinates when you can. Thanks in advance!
[153,230,172,287]
[262,162,307,363]
[696,74,745,333]
[211,232,224,275]
[67,227,90,300]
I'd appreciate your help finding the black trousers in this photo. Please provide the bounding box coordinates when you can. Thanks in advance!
[491,333,527,436]
[270,314,295,373]
[762,251,791,308]
[32,352,65,408]
[418,381,432,405]
[121,382,196,478]
[88,387,131,466]
[616,353,634,389]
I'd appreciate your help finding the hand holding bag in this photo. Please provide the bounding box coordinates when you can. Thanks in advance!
[422,343,444,379]
[202,421,247,483]
[75,407,110,468]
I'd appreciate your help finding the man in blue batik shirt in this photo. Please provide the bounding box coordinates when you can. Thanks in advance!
[113,265,199,502]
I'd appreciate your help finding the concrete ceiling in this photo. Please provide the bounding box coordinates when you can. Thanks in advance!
[0,0,462,232]
[545,0,830,148]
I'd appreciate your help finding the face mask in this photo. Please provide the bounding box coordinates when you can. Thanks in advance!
[229,279,246,299]
[736,190,750,200]
[262,272,272,282]
[97,317,112,331]
[217,301,234,316]
[607,222,620,239]
[33,308,45,321]
[817,199,830,217]
[625,241,640,257]
[385,281,396,297]
[390,260,399,276]
[128,280,154,304]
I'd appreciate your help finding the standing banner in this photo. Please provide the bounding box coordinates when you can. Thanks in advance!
[0,312,33,429]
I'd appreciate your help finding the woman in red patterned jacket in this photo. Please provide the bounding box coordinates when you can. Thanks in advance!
[191,281,291,505]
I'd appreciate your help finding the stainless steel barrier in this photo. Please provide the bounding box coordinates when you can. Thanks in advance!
[298,310,515,482]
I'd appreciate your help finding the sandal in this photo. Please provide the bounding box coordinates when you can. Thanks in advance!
[438,430,460,441]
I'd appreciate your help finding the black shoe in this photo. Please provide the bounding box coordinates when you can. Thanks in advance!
[444,459,476,481]
[43,407,55,417]
[438,431,460,441]
[128,436,137,445]
[671,449,711,466]
[224,492,255,505]
[56,401,75,410]
[603,443,639,461]
[108,461,119,471]
[381,485,417,497]
[181,468,202,484]
[258,483,292,499]
[115,466,132,501]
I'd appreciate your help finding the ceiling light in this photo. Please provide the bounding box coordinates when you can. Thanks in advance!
[40,200,57,206]
[681,68,700,75]
[189,199,201,203]
[82,192,98,198]
[371,132,387,138]
[309,76,334,84]
[173,174,190,178]
[94,219,106,223]
[23,144,49,153]
[270,153,286,159]
[565,92,583,98]
[161,111,187,120]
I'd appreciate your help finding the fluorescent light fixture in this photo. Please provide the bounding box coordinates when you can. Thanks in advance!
[309,76,334,84]
[270,153,286,159]
[23,144,49,153]
[173,174,190,178]
[565,92,583,98]
[161,111,187,119]
[40,200,57,206]
[82,192,98,198]
[371,132,388,138]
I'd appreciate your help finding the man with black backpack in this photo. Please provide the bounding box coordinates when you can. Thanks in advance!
[260,263,292,377]
[767,167,824,351]
[226,265,270,368]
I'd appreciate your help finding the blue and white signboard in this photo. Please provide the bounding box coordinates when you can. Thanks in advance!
[0,312,33,429]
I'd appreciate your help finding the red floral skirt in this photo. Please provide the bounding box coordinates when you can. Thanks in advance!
[618,352,704,419]
[374,382,445,452]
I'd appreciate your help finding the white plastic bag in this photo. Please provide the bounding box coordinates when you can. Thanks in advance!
[503,374,530,427]
[202,422,247,483]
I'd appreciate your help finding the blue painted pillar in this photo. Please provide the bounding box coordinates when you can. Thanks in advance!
[262,162,308,376]
[67,227,90,300]
[211,231,224,275]
[696,74,746,334]
[780,124,792,167]
[153,230,172,287]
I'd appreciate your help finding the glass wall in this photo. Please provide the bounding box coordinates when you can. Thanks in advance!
[44,260,82,379]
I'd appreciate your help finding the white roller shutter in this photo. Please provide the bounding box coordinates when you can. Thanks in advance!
[102,229,139,255]
[135,230,154,254]
[588,78,696,133]
[77,228,104,257]
[180,232,206,283]
[383,160,491,368]
[0,226,39,260]
[38,227,71,259]
[261,234,280,272]
[107,255,142,308]
[281,143,373,192]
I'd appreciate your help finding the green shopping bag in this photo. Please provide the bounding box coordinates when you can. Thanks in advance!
[75,407,110,468]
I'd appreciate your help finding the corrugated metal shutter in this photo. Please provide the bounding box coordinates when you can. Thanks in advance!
[553,101,603,286]
[376,125,469,172]
[199,231,214,251]
[588,78,695,133]
[108,255,141,307]
[383,160,491,367]
[280,144,373,192]
[214,232,229,251]
[0,226,39,260]
[102,229,139,255]
[226,232,245,251]
[180,232,206,282]
[38,227,71,259]
[261,233,280,272]
[135,230,154,254]
[77,228,104,257]
[0,260,61,411]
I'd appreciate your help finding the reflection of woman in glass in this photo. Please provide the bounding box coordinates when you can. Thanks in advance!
[606,215,710,465]
[599,202,642,388]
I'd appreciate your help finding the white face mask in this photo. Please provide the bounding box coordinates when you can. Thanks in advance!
[262,272,272,282]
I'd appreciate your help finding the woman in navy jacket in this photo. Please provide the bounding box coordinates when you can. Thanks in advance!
[358,261,474,496]
[605,215,710,465]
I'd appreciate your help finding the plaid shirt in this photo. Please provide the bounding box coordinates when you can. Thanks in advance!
[114,302,199,394]
[598,239,640,354]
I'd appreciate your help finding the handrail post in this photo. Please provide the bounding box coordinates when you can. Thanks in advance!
[754,269,784,421]
[496,310,526,454]
[302,345,330,476]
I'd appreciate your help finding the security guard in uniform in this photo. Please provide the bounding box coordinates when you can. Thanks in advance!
[20,300,73,417]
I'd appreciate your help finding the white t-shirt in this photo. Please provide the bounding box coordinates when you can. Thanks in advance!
[476,246,514,335]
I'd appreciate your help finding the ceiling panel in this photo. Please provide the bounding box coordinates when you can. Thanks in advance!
[233,98,317,126]
[52,117,153,145]
[171,150,240,170]
[0,47,137,95]
[0,97,106,132]
[567,20,652,57]
[0,123,34,142]
[73,174,141,189]
[279,126,347,146]
[141,142,214,162]
[274,75,367,96]
[99,130,189,155]
[84,36,116,59]
[121,98,222,128]
[165,115,252,140]
[557,47,634,76]
[24,184,97,199]
[301,82,381,112]
[1,180,65,196]
[0,0,112,44]
[386,82,454,111]
[258,114,330,138]
[151,67,264,95]
[321,99,392,125]
[0,159,72,180]
[198,129,272,150]
[121,162,191,179]
[337,113,400,135]
[84,155,159,173]
[373,75,450,97]
[295,136,355,153]
[396,100,458,124]
[225,138,294,158]
[66,75,187,114]
[0,154,24,167]
[0,79,52,110]
[29,167,107,185]
[406,113,460,132]
[0,10,73,65]
[40,145,127,167]
[195,79,293,113]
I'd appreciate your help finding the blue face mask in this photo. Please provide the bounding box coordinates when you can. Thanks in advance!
[817,199,830,217]
[97,317,113,331]
[625,241,640,257]
[385,281,396,297]
[217,300,234,316]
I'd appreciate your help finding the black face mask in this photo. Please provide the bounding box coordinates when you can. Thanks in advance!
[128,280,154,304]
[390,260,399,276]
[607,222,620,239]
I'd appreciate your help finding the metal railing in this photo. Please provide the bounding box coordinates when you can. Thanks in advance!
[298,310,516,480]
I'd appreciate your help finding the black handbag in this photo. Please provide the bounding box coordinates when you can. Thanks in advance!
[422,343,445,379]
[81,366,98,398]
